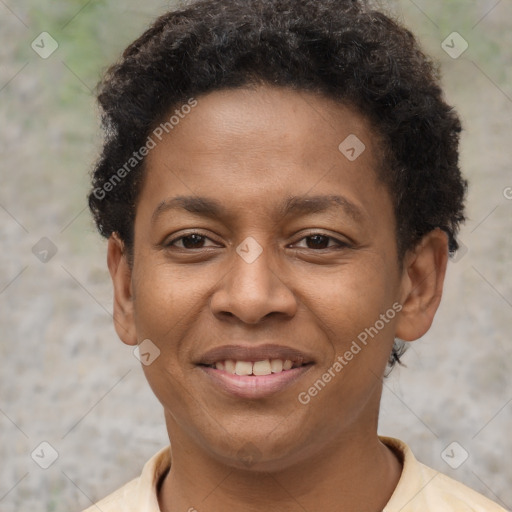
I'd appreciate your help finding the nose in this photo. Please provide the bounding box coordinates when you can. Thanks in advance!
[210,240,298,324]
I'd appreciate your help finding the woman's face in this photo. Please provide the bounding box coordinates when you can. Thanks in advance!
[115,85,410,470]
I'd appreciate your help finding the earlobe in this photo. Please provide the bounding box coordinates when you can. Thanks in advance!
[107,234,138,346]
[395,229,449,342]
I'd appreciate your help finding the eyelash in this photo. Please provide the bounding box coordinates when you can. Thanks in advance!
[165,231,349,250]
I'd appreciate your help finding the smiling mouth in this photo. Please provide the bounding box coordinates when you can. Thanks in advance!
[198,359,314,400]
[200,359,311,376]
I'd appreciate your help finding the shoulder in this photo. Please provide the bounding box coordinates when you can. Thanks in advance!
[418,462,507,511]
[381,437,508,512]
[80,445,172,512]
[81,477,140,512]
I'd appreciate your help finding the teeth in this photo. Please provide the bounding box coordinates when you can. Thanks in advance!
[235,361,253,376]
[214,358,297,376]
[253,360,272,376]
[224,360,236,374]
[270,359,283,373]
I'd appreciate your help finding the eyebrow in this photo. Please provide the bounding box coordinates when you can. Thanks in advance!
[151,194,365,224]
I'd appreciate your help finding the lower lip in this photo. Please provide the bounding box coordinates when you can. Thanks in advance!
[198,365,313,399]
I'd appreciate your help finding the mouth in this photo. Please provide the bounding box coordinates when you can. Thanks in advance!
[195,344,315,399]
[199,358,308,376]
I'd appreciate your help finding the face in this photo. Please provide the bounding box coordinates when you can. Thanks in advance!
[109,85,447,471]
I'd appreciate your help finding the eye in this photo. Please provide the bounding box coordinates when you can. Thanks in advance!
[164,231,349,251]
[291,233,349,250]
[166,232,219,249]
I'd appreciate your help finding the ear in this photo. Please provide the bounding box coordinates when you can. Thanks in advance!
[395,228,449,342]
[107,233,137,346]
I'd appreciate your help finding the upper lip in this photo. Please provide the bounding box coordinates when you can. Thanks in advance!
[196,344,315,366]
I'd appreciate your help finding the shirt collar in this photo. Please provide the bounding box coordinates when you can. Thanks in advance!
[381,436,435,512]
[133,436,425,512]
[134,445,172,512]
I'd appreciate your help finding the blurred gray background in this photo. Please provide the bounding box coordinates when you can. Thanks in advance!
[0,1,511,511]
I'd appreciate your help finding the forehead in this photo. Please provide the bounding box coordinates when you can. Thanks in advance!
[140,85,391,227]
[150,86,378,162]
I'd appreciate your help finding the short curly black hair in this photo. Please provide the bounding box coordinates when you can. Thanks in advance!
[88,0,467,368]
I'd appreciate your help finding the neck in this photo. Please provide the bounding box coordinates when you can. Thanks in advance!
[158,423,402,512]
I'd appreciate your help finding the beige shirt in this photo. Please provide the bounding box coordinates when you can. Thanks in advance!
[82,437,507,512]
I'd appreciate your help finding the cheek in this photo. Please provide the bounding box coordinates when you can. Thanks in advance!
[302,255,400,408]
[309,256,397,338]
[130,267,197,412]
[131,263,199,409]
[132,259,203,338]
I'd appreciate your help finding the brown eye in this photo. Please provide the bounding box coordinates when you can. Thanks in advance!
[292,233,348,250]
[166,232,218,249]
[305,235,330,249]
[179,234,206,249]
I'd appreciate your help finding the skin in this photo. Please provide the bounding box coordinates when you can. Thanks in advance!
[107,85,449,512]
